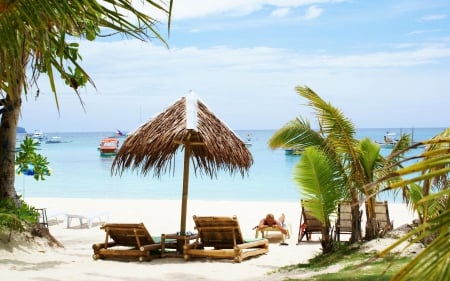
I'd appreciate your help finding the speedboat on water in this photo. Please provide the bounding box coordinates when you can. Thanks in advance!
[45,136,70,144]
[376,132,398,149]
[27,130,46,143]
[98,137,119,157]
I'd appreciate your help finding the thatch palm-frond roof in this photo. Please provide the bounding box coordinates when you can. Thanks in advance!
[111,92,253,178]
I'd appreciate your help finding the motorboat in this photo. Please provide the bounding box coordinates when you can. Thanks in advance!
[98,138,119,157]
[109,129,127,138]
[45,136,70,144]
[376,132,398,149]
[27,130,46,144]
[244,134,252,147]
[284,148,303,155]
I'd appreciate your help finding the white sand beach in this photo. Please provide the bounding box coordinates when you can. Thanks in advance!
[1,198,417,281]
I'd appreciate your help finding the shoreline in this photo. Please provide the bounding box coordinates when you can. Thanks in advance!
[1,198,417,281]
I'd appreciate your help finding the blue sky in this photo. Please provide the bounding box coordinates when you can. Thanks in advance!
[20,0,450,133]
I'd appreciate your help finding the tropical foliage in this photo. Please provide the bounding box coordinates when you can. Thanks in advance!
[15,136,51,181]
[0,197,39,235]
[270,86,449,279]
[370,129,449,281]
[270,86,409,244]
[0,1,172,202]
[294,147,345,252]
[0,136,49,235]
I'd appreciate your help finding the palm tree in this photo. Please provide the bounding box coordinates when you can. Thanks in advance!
[358,134,411,239]
[269,86,411,243]
[293,146,346,253]
[269,87,364,243]
[368,128,449,281]
[0,1,173,203]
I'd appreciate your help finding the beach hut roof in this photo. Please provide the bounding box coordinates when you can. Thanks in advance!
[111,91,253,178]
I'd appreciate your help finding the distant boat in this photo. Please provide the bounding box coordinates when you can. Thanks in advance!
[98,138,119,157]
[376,132,398,149]
[45,136,70,144]
[285,148,303,155]
[244,133,252,147]
[27,130,46,143]
[110,129,126,138]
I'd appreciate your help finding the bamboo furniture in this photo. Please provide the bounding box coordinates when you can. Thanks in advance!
[92,223,177,261]
[334,202,352,241]
[183,215,269,262]
[297,200,323,243]
[254,225,291,243]
[160,233,198,258]
[374,201,394,236]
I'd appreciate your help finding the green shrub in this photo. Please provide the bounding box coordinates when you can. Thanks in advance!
[0,197,39,233]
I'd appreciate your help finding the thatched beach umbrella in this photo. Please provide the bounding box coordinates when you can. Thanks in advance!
[111,91,253,238]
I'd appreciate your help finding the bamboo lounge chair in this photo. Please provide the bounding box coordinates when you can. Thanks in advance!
[183,215,269,262]
[92,223,177,261]
[373,201,394,236]
[334,201,363,241]
[254,225,291,244]
[297,200,323,243]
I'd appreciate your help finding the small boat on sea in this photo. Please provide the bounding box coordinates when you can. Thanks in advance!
[244,133,252,147]
[98,138,119,157]
[27,130,46,144]
[284,148,303,155]
[45,136,70,144]
[376,132,398,149]
[109,129,126,138]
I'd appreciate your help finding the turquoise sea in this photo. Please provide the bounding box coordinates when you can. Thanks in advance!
[16,128,446,203]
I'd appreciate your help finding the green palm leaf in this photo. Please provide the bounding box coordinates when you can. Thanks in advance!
[293,147,345,224]
[268,117,325,150]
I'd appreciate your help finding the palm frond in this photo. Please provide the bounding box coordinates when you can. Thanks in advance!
[268,117,325,150]
[0,0,172,103]
[293,147,345,223]
[377,197,450,281]
[295,86,357,152]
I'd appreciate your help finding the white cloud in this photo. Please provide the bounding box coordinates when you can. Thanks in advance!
[407,29,441,36]
[420,14,447,21]
[21,38,450,132]
[168,0,336,20]
[18,1,450,132]
[271,7,291,17]
[303,5,323,20]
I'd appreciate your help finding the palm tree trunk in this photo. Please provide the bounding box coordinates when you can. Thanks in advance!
[350,190,362,242]
[0,97,21,202]
[350,203,362,242]
[320,225,333,254]
[0,54,24,203]
[365,198,378,240]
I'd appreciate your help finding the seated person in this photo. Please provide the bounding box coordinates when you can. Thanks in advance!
[257,213,288,235]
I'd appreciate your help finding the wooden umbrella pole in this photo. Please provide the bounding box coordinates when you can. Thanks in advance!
[178,142,191,253]
[180,142,191,236]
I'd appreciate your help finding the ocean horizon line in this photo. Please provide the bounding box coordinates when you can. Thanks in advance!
[17,126,447,134]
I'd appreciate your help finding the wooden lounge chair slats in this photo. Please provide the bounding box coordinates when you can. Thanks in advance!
[297,200,323,243]
[183,215,269,262]
[254,225,291,243]
[92,223,176,262]
[334,201,363,242]
[374,201,393,236]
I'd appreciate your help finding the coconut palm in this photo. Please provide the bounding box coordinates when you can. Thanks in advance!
[0,1,173,202]
[293,146,346,253]
[358,134,411,239]
[368,128,449,281]
[269,86,411,243]
[269,87,363,243]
